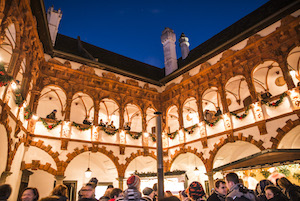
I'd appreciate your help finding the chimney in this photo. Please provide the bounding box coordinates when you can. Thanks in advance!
[161,28,178,76]
[47,6,62,46]
[179,33,190,59]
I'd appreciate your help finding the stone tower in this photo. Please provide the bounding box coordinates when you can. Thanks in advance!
[179,33,190,59]
[47,6,62,45]
[161,28,178,76]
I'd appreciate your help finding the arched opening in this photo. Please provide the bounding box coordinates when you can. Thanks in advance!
[278,125,300,148]
[252,61,288,97]
[65,152,118,200]
[36,85,67,121]
[124,156,157,190]
[70,92,94,124]
[225,75,251,111]
[166,105,179,133]
[23,146,57,170]
[287,46,300,86]
[146,107,156,134]
[99,98,119,129]
[183,97,199,128]
[123,103,142,132]
[27,170,55,199]
[171,153,207,190]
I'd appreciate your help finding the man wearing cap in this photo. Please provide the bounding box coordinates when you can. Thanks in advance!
[116,175,146,201]
[142,187,155,201]
[46,109,57,120]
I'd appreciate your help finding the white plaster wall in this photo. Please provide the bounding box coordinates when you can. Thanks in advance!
[0,125,8,174]
[170,153,207,187]
[230,39,248,51]
[125,156,156,177]
[64,152,118,195]
[231,111,256,129]
[34,122,61,138]
[278,125,300,148]
[7,144,25,201]
[257,21,281,37]
[23,146,57,169]
[28,170,55,199]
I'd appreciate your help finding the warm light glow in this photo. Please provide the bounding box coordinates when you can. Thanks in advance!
[64,121,70,126]
[120,130,126,144]
[144,132,149,137]
[194,167,200,176]
[22,101,27,108]
[85,167,92,178]
[289,70,296,77]
[32,115,39,120]
[11,82,17,90]
[0,56,2,62]
[290,89,298,97]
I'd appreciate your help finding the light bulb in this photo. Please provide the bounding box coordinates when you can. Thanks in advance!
[85,167,92,178]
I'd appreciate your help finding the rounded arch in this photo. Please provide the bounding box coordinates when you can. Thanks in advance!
[123,151,157,177]
[64,150,119,192]
[271,119,300,149]
[182,97,199,128]
[170,151,207,187]
[252,60,288,96]
[36,85,67,120]
[207,134,265,171]
[124,103,142,132]
[225,75,251,111]
[70,92,94,124]
[99,98,120,128]
[166,105,180,133]
[20,162,57,176]
[287,46,300,86]
[63,145,121,176]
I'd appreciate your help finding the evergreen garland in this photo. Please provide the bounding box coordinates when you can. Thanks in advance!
[183,124,198,134]
[204,116,220,127]
[260,169,271,179]
[126,131,142,139]
[149,133,156,142]
[24,106,32,120]
[100,126,118,136]
[262,92,286,107]
[135,170,186,177]
[293,173,300,182]
[277,165,290,177]
[14,89,24,107]
[167,130,178,139]
[40,117,62,130]
[0,64,12,87]
[230,106,251,120]
[72,122,92,131]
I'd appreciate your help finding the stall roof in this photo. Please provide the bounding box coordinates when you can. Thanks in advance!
[213,149,300,172]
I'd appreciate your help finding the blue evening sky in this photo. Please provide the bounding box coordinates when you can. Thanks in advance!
[44,0,270,68]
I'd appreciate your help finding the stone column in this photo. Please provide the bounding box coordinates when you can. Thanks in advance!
[206,172,214,195]
[244,72,258,102]
[55,175,66,185]
[118,177,124,190]
[119,105,124,130]
[29,90,40,114]
[64,97,72,121]
[178,105,184,129]
[279,60,295,89]
[7,49,20,77]
[217,81,229,113]
[0,171,12,184]
[196,98,204,121]
[93,100,99,125]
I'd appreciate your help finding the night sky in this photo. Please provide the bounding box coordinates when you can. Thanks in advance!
[43,0,270,68]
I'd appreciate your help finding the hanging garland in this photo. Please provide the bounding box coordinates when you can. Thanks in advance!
[40,118,62,130]
[260,169,271,179]
[14,89,25,107]
[100,126,118,136]
[127,131,142,140]
[149,133,156,142]
[0,64,12,87]
[262,92,286,107]
[183,124,198,134]
[230,106,251,120]
[24,106,32,120]
[72,122,92,131]
[167,130,178,140]
[204,116,220,127]
[135,170,186,177]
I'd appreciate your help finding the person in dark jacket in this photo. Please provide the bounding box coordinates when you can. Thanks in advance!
[207,180,227,201]
[277,177,300,201]
[116,175,146,201]
[265,185,289,201]
[225,173,257,201]
[256,180,273,201]
[0,184,11,201]
[187,181,207,201]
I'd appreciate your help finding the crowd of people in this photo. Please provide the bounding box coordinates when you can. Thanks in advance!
[0,172,299,201]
